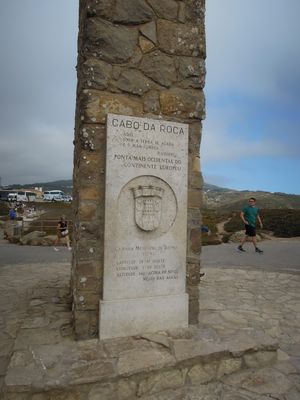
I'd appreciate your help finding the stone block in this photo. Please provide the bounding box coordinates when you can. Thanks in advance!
[74,290,99,311]
[187,279,200,297]
[78,202,98,221]
[190,229,202,254]
[100,294,188,340]
[217,358,242,378]
[128,47,143,66]
[186,262,201,285]
[115,69,154,95]
[188,189,202,208]
[187,362,218,384]
[88,382,117,400]
[76,276,100,292]
[178,57,205,80]
[157,19,205,57]
[188,122,202,154]
[137,369,185,396]
[184,0,206,24]
[188,154,198,174]
[243,350,278,369]
[117,379,137,400]
[139,21,157,44]
[178,2,186,23]
[78,187,100,201]
[83,90,143,124]
[75,261,99,277]
[76,221,104,240]
[140,51,177,87]
[73,310,98,339]
[81,58,112,90]
[223,367,293,396]
[187,208,201,225]
[147,0,178,20]
[143,90,160,114]
[189,171,203,190]
[85,19,138,63]
[160,88,205,119]
[139,36,155,53]
[117,347,175,376]
[76,239,103,261]
[87,0,154,24]
[70,359,116,385]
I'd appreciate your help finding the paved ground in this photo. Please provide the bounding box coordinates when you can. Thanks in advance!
[0,242,71,266]
[202,238,300,273]
[0,237,299,398]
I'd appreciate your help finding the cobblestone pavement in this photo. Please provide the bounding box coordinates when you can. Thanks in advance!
[0,262,72,395]
[0,244,300,398]
[140,266,300,399]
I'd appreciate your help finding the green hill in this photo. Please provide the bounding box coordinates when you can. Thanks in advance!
[4,180,73,195]
[203,184,300,210]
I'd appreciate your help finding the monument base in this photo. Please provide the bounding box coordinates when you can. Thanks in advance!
[99,293,188,340]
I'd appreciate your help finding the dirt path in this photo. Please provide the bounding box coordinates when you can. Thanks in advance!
[215,218,231,241]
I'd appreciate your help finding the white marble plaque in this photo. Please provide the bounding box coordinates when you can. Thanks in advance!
[99,114,189,339]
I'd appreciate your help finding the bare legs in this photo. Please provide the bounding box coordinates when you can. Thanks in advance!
[240,235,257,249]
[54,234,71,250]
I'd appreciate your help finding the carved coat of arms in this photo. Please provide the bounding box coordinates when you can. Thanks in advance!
[131,185,164,231]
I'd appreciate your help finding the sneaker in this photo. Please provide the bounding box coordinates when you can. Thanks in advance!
[255,247,263,254]
[238,245,246,252]
[68,247,72,251]
[53,247,59,252]
[200,272,205,278]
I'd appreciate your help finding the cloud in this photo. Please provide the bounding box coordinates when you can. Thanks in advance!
[0,120,73,185]
[203,0,300,177]
[0,0,78,185]
[206,0,300,105]
[201,103,297,165]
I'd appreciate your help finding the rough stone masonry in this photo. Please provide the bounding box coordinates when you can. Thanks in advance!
[72,0,206,339]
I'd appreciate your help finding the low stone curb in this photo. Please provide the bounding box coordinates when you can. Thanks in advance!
[2,308,278,399]
[2,262,300,400]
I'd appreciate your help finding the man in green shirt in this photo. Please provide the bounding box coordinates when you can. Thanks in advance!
[238,197,263,253]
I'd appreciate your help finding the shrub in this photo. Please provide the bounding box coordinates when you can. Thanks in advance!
[224,209,300,238]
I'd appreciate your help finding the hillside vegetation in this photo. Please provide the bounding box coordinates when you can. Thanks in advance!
[203,183,300,211]
[224,209,300,238]
[202,183,300,244]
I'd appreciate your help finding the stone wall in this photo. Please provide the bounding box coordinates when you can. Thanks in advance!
[72,0,206,339]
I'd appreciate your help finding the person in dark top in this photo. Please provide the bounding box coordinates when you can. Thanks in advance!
[238,197,263,253]
[54,216,71,251]
[9,208,17,221]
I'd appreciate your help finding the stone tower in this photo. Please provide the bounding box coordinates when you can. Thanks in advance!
[72,0,206,339]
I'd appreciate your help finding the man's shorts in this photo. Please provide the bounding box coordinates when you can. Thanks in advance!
[245,224,256,237]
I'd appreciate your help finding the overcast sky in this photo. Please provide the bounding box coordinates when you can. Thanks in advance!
[0,1,299,195]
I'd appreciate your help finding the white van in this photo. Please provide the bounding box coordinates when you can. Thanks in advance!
[8,192,18,202]
[16,191,37,202]
[43,190,64,201]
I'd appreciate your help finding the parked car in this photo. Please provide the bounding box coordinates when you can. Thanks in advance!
[16,191,37,202]
[1,190,37,202]
[8,192,18,202]
[60,195,73,202]
[0,190,10,201]
[52,195,72,202]
[43,190,64,201]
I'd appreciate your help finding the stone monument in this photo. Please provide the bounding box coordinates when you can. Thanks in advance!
[72,0,206,339]
[100,114,188,338]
